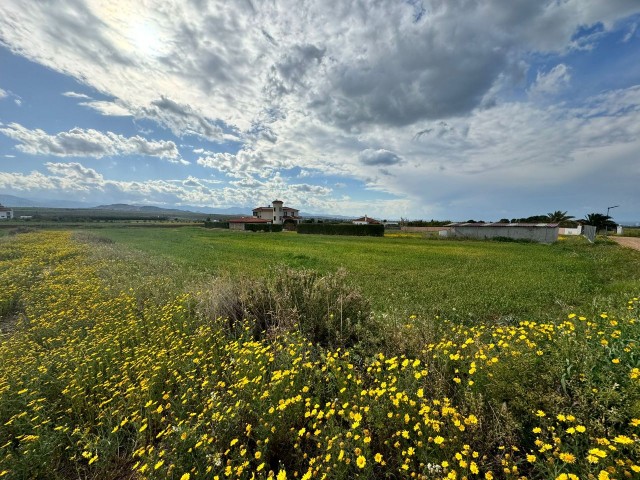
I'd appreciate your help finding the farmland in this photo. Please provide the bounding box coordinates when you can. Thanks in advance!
[0,229,639,480]
[92,227,640,323]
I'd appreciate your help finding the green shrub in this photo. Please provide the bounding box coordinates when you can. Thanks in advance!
[296,223,384,236]
[194,267,375,349]
[244,223,283,232]
[203,221,229,229]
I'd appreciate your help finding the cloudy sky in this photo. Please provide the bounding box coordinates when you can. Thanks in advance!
[1,0,639,221]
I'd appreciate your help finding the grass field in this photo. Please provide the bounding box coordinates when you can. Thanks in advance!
[91,227,640,323]
[1,229,639,480]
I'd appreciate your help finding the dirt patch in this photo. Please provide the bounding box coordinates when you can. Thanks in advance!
[611,236,640,251]
[0,314,20,339]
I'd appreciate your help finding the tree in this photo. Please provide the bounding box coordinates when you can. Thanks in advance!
[547,210,575,225]
[581,213,617,232]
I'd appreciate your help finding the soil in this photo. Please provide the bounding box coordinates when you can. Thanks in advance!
[611,236,640,251]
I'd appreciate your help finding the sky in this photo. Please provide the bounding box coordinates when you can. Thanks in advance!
[0,0,639,222]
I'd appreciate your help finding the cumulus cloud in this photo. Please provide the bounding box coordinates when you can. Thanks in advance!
[0,123,183,162]
[197,148,287,177]
[0,88,7,99]
[0,1,639,218]
[1,0,637,135]
[358,149,403,166]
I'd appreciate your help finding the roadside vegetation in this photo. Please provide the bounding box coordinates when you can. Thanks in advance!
[0,230,638,479]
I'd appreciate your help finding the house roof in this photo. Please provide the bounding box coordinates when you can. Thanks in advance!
[353,216,380,224]
[252,207,273,211]
[229,217,272,224]
[447,222,559,228]
[0,207,12,212]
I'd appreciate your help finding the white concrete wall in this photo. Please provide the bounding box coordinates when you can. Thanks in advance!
[559,226,582,235]
[0,210,13,220]
[451,226,559,243]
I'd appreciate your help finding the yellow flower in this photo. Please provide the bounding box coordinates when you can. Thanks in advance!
[356,455,366,469]
[180,474,191,480]
[526,454,536,463]
[255,451,262,460]
[558,452,576,464]
[433,436,444,444]
[277,469,287,480]
[613,435,633,444]
[374,453,383,463]
[598,471,610,480]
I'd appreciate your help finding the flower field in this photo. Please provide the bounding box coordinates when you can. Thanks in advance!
[0,231,639,479]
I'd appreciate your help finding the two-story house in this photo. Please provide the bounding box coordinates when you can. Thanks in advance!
[252,200,301,227]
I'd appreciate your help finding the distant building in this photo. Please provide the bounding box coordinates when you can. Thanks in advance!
[352,215,381,225]
[0,204,14,220]
[228,217,272,231]
[252,200,301,227]
[446,222,559,243]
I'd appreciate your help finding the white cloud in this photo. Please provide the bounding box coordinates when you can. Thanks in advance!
[0,123,183,162]
[62,91,92,99]
[0,88,7,99]
[0,1,639,218]
[528,64,571,97]
[79,100,132,116]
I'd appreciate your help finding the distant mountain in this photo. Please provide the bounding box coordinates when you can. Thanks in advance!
[94,204,168,212]
[0,194,96,208]
[0,194,39,207]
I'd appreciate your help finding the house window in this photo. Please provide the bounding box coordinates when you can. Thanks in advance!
[274,216,277,220]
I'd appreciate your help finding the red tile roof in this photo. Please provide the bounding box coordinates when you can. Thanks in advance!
[353,216,381,224]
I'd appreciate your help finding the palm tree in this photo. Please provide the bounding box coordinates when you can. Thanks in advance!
[547,210,575,224]
[581,213,617,232]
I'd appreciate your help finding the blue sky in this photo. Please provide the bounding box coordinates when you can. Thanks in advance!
[0,1,639,221]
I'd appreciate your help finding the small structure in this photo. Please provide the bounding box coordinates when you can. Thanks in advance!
[447,222,559,243]
[252,200,301,228]
[352,215,381,225]
[0,204,14,220]
[229,217,272,231]
[559,225,582,235]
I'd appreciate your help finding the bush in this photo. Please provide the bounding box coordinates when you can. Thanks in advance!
[244,223,283,232]
[195,267,374,349]
[203,221,229,229]
[296,223,384,236]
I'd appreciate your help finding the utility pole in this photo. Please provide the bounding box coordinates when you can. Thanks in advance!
[605,205,619,236]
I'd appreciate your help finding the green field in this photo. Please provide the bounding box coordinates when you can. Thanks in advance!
[91,227,640,322]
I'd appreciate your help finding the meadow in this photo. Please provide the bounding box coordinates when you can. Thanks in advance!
[0,229,638,480]
[92,227,640,323]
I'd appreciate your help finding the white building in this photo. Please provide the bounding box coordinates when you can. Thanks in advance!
[0,204,14,220]
[352,215,380,225]
[252,200,301,227]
